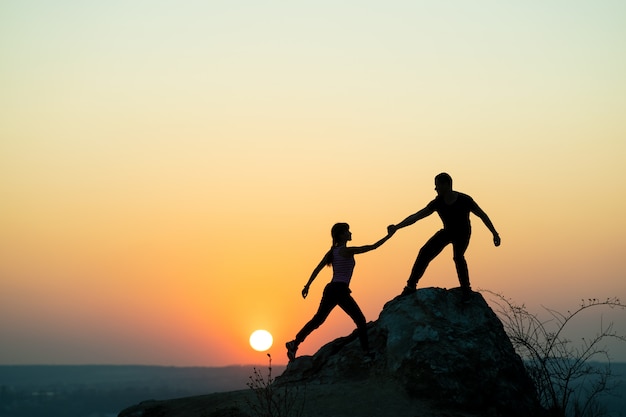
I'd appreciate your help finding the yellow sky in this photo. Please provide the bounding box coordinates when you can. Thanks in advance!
[1,1,625,366]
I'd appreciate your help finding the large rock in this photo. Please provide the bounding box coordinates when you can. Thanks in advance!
[275,287,541,416]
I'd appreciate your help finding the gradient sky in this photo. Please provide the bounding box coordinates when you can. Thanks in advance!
[1,1,625,366]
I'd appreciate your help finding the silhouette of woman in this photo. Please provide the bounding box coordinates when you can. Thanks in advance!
[286,223,394,362]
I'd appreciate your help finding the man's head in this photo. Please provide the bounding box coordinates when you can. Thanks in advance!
[434,172,453,195]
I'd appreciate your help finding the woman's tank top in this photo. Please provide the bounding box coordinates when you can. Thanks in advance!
[331,245,356,285]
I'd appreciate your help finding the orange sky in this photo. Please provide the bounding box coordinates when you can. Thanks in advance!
[1,1,625,366]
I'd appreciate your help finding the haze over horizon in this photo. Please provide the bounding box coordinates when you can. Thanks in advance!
[1,1,625,367]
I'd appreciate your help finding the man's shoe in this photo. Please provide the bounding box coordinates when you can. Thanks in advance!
[286,340,298,362]
[400,286,416,297]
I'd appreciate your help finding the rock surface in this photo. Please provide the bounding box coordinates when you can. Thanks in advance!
[119,287,543,417]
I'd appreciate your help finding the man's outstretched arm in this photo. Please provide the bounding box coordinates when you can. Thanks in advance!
[389,206,434,232]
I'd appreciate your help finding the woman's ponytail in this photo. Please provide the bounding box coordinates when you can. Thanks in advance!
[326,222,349,266]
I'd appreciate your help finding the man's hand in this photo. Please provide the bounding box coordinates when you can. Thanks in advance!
[387,224,397,234]
[493,234,501,247]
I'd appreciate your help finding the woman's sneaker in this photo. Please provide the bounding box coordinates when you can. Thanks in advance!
[363,351,376,364]
[286,341,298,362]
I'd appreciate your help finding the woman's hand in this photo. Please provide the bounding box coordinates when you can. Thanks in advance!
[302,285,309,299]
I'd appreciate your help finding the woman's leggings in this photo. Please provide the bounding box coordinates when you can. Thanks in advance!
[295,282,369,351]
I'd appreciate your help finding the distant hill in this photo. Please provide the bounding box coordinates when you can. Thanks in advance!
[0,364,285,417]
[594,361,626,417]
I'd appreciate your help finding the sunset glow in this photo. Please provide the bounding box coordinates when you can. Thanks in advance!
[1,1,625,367]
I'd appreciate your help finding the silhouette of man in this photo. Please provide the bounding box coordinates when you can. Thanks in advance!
[388,173,500,299]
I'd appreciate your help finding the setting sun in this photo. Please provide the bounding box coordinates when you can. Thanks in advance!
[250,330,273,352]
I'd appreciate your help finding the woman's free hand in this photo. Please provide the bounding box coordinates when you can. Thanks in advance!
[302,285,309,299]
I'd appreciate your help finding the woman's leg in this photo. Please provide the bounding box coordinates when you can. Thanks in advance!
[294,284,339,345]
[337,289,369,352]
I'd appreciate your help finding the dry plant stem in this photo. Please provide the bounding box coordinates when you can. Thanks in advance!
[245,354,305,417]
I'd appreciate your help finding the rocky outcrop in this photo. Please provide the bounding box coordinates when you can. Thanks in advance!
[119,287,543,417]
[275,287,541,416]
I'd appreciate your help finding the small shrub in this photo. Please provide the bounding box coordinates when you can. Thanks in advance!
[245,354,305,417]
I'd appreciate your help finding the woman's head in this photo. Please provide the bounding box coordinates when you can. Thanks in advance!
[331,222,350,246]
[326,222,350,266]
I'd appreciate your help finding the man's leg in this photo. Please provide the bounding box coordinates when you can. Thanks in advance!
[406,230,450,289]
[452,233,471,290]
